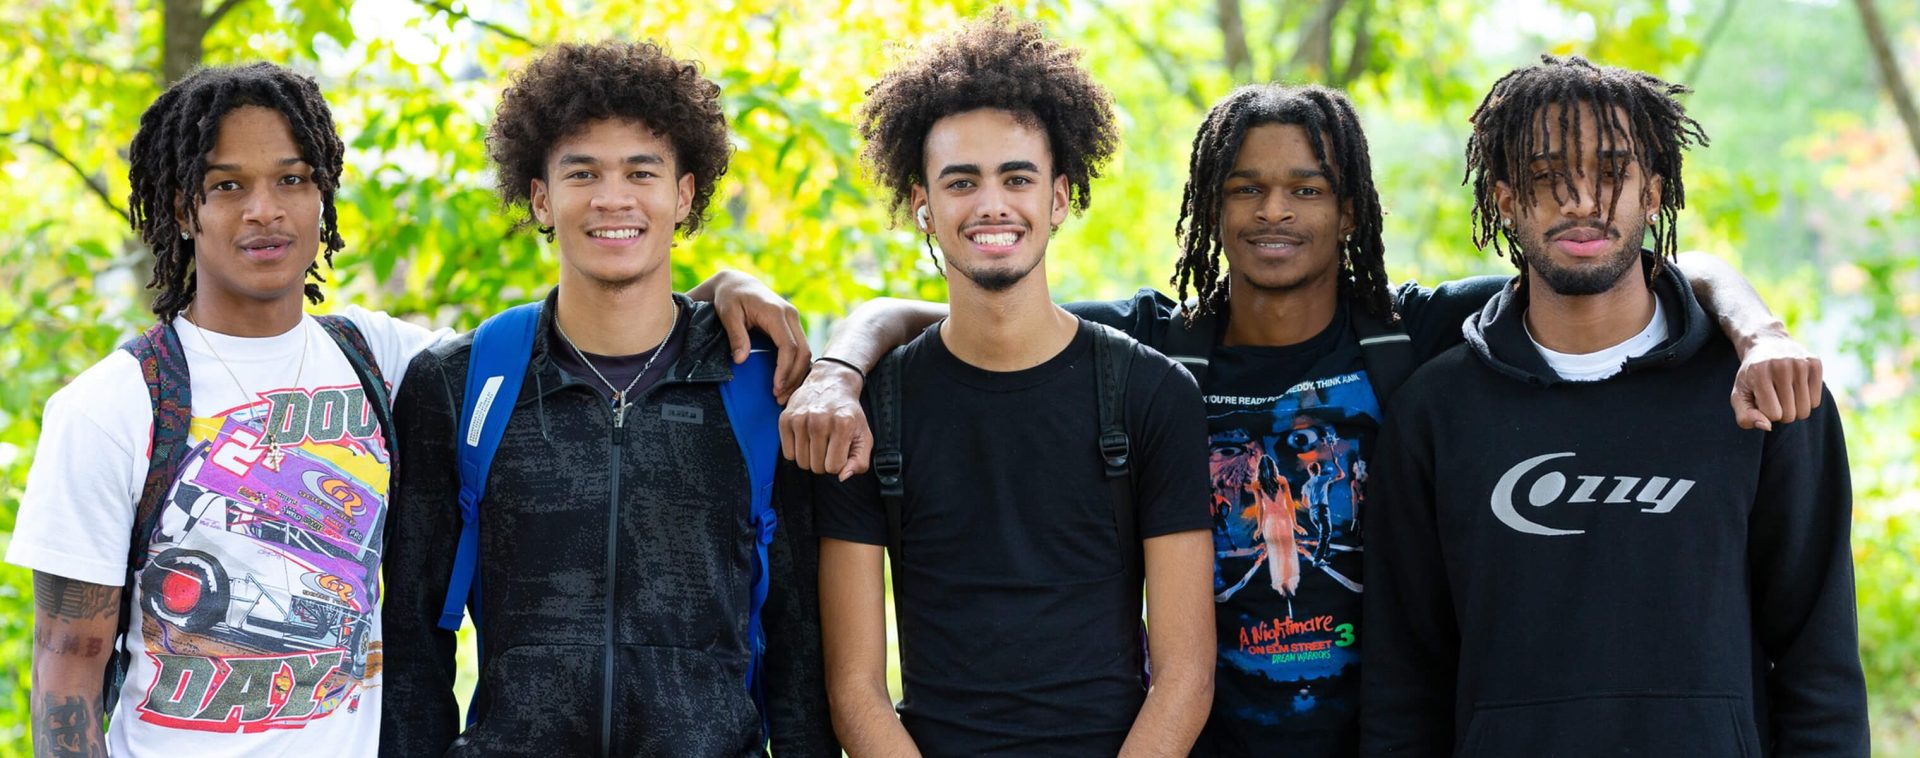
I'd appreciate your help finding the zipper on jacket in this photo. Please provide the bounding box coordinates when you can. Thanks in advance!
[602,398,626,758]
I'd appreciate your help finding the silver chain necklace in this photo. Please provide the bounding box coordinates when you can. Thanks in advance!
[185,304,308,470]
[554,302,679,428]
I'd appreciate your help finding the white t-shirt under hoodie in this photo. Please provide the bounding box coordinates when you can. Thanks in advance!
[8,306,444,757]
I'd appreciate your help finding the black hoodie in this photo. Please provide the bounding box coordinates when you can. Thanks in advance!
[1362,257,1867,757]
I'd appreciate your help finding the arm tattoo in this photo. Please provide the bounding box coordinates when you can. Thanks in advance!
[35,693,105,758]
[33,574,117,620]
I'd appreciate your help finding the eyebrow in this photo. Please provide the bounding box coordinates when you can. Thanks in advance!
[1529,148,1636,163]
[557,153,667,167]
[936,160,1042,179]
[1225,167,1330,181]
[204,157,307,173]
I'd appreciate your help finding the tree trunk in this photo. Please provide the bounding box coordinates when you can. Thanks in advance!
[162,0,210,84]
[1217,0,1251,83]
[1853,0,1920,163]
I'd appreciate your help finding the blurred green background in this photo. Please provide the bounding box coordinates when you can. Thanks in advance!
[2,0,1915,753]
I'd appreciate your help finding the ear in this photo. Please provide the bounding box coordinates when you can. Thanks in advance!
[674,171,695,225]
[1493,180,1516,227]
[1049,173,1070,228]
[173,191,192,236]
[530,177,552,228]
[1645,173,1663,216]
[1340,198,1357,238]
[909,184,930,231]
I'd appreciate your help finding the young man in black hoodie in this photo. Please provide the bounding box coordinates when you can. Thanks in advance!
[1363,55,1867,756]
[784,81,1820,756]
[380,42,837,756]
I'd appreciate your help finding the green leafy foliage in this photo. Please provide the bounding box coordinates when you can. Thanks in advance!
[2,0,1915,752]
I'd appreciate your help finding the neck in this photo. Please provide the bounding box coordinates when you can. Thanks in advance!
[1222,272,1340,347]
[184,289,305,338]
[555,269,677,355]
[1522,272,1656,354]
[941,261,1077,371]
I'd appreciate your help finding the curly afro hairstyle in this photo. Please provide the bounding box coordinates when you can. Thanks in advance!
[128,62,347,320]
[487,41,732,239]
[858,7,1119,225]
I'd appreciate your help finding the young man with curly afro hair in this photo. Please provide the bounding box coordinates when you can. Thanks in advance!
[785,70,1821,758]
[807,9,1216,756]
[380,41,838,756]
[1363,55,1865,756]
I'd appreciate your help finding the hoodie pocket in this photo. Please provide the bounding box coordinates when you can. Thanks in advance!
[454,644,601,756]
[1457,692,1759,758]
[612,644,762,757]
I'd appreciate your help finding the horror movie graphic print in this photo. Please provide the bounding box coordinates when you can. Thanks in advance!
[1204,369,1379,739]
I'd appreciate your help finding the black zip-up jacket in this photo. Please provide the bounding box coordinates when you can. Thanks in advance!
[381,293,838,757]
[1362,257,1868,757]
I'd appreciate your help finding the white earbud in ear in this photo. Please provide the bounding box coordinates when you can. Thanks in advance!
[916,205,930,232]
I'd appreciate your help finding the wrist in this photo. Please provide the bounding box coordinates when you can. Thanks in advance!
[810,356,867,387]
[1736,319,1791,354]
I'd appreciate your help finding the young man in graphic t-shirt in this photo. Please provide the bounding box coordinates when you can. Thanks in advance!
[784,81,1820,755]
[811,11,1215,756]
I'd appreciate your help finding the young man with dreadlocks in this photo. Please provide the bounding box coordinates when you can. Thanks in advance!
[785,77,1818,754]
[1362,55,1866,756]
[811,10,1215,756]
[4,63,438,756]
[379,41,837,756]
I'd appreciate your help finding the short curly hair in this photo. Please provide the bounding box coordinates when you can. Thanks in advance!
[858,7,1119,224]
[488,41,732,238]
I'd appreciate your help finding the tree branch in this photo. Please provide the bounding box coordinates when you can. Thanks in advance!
[1089,0,1206,110]
[1217,0,1251,82]
[411,0,535,46]
[1682,0,1739,87]
[21,134,130,223]
[206,0,248,28]
[1852,0,1920,163]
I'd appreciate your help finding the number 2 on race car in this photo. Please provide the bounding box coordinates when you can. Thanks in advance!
[208,426,267,476]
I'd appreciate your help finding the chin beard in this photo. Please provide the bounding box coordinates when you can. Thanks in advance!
[1521,222,1647,296]
[954,259,1041,293]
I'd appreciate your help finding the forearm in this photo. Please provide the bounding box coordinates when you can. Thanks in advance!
[822,298,947,373]
[1119,666,1212,757]
[31,573,118,757]
[1675,251,1789,354]
[827,680,921,758]
[1122,530,1214,757]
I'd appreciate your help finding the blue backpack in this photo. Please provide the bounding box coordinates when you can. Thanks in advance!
[435,301,782,726]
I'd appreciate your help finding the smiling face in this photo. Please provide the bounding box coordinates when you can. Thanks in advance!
[1495,102,1662,296]
[180,106,324,314]
[531,118,694,292]
[1219,124,1353,297]
[910,108,1070,294]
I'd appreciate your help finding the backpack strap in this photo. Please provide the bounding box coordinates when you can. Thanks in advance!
[1352,308,1414,411]
[1089,323,1139,584]
[1159,301,1217,387]
[313,316,397,462]
[870,347,908,562]
[716,340,782,733]
[109,321,195,715]
[440,302,543,639]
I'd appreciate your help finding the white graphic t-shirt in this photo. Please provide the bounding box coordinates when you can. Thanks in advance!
[8,306,442,757]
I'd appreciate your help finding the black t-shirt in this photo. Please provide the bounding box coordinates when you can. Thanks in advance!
[1065,278,1506,757]
[548,299,687,408]
[813,318,1210,757]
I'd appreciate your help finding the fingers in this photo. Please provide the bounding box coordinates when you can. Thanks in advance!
[779,408,801,462]
[1731,389,1773,432]
[1747,367,1785,426]
[824,413,854,477]
[1799,356,1824,419]
[839,431,872,481]
[719,301,753,365]
[772,311,811,404]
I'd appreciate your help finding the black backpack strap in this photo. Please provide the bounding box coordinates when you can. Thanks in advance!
[1089,323,1139,584]
[1158,302,1216,388]
[314,315,397,463]
[870,347,908,562]
[112,321,195,716]
[1352,309,1415,411]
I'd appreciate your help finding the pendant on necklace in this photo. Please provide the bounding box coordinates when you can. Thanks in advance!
[264,442,286,471]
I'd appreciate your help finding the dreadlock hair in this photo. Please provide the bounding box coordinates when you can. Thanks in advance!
[1170,84,1393,324]
[487,41,732,242]
[1464,55,1708,278]
[128,62,347,321]
[857,7,1118,272]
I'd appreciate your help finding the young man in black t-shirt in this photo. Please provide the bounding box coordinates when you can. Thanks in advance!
[786,80,1820,755]
[811,10,1215,756]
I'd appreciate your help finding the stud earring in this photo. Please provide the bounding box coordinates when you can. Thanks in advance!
[180,231,191,240]
[1500,217,1513,230]
[1647,213,1657,224]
